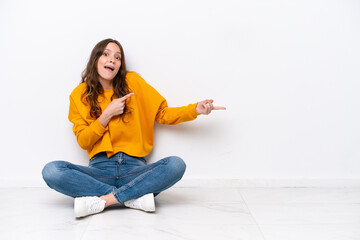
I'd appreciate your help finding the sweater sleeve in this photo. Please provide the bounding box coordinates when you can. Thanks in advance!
[129,72,200,125]
[155,99,199,125]
[68,95,108,151]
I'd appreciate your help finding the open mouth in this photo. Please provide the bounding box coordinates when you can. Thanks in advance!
[104,66,115,71]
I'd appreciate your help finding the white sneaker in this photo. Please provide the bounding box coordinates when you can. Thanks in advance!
[74,196,106,218]
[124,193,155,212]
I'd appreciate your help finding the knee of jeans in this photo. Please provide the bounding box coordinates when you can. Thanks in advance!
[42,161,66,186]
[167,156,186,177]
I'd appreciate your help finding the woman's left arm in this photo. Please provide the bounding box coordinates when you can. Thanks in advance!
[155,99,226,125]
[132,72,225,124]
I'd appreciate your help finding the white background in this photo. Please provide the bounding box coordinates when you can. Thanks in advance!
[0,0,359,187]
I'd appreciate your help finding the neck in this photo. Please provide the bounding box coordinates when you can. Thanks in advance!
[99,78,113,89]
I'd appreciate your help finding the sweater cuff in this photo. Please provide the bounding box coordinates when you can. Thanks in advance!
[90,119,108,136]
[188,103,200,119]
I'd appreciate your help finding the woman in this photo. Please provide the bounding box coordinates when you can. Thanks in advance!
[42,38,225,218]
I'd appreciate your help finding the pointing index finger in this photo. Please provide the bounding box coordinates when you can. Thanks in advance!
[120,93,134,101]
[212,106,226,110]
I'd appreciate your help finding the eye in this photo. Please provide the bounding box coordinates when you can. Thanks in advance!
[115,56,121,60]
[103,52,109,57]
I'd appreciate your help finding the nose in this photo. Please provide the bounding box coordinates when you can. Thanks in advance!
[109,55,115,63]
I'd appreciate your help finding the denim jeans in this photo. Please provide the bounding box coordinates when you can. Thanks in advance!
[42,152,186,204]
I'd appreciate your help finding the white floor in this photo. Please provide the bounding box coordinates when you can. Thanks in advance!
[1,187,360,240]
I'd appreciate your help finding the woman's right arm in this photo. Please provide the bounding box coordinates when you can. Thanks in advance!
[68,96,108,150]
[69,93,134,150]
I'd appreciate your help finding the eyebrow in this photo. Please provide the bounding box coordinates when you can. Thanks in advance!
[104,48,121,54]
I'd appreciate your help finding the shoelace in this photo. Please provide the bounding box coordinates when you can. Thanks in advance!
[88,199,103,213]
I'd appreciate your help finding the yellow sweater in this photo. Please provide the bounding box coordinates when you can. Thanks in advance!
[68,72,199,159]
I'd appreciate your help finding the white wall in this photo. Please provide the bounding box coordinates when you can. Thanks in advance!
[1,0,359,187]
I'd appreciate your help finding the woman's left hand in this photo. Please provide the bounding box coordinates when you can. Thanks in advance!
[196,99,226,115]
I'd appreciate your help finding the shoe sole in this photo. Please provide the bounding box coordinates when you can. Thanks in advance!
[74,197,86,218]
[125,193,156,212]
[142,193,156,212]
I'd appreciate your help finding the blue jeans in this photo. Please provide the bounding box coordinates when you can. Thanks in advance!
[42,152,186,204]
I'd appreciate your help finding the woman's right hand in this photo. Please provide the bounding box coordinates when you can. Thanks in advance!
[99,93,134,127]
[106,93,134,116]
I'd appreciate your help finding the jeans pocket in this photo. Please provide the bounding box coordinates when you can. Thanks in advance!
[89,153,109,168]
[137,157,147,163]
[122,155,146,166]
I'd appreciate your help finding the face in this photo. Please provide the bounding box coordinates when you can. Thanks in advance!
[96,42,122,87]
